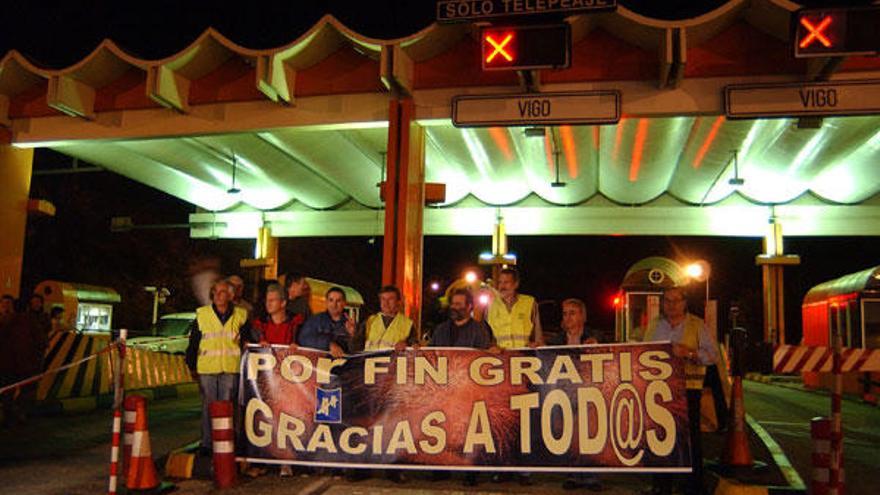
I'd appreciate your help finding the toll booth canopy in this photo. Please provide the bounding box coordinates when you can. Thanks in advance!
[2,2,880,324]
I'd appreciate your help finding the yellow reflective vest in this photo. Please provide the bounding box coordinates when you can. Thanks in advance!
[195,305,248,374]
[365,313,413,351]
[487,294,535,349]
[644,313,707,390]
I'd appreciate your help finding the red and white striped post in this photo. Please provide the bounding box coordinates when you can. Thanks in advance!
[829,329,845,495]
[107,329,127,495]
[108,409,123,495]
[811,417,831,495]
[209,400,236,489]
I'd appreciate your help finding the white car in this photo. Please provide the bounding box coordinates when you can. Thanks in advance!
[128,312,195,354]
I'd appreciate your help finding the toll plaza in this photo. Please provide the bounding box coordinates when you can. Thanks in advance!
[1,1,880,494]
[2,2,880,343]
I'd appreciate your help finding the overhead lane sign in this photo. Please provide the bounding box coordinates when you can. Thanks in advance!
[482,24,571,70]
[437,0,617,23]
[793,6,880,58]
[724,80,880,119]
[452,91,620,127]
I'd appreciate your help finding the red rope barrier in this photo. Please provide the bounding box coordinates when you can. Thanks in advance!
[0,342,118,396]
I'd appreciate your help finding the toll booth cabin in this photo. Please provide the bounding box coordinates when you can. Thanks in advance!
[615,257,688,342]
[33,280,121,332]
[801,265,880,398]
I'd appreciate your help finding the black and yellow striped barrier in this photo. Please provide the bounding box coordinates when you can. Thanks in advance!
[33,332,195,413]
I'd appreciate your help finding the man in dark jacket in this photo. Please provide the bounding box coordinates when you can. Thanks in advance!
[553,298,602,491]
[297,287,354,358]
[429,288,491,486]
[430,288,492,349]
[552,298,600,346]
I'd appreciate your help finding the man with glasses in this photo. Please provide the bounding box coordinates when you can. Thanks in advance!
[643,287,718,495]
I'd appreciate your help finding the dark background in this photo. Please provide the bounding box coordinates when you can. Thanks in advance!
[7,1,880,340]
[2,1,871,68]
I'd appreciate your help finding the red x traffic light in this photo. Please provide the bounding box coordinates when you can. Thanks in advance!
[481,24,570,71]
[793,7,880,58]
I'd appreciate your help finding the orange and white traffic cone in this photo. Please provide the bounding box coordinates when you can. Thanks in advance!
[209,401,236,489]
[127,395,160,491]
[722,375,754,467]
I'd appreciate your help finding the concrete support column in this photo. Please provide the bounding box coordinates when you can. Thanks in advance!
[0,145,34,298]
[756,219,800,345]
[382,98,425,335]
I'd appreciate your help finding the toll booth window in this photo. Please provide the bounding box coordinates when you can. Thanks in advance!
[829,305,842,347]
[626,293,659,342]
[848,300,862,349]
[863,299,880,349]
[76,303,113,331]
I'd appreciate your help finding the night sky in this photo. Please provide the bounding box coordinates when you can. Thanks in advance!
[6,1,880,341]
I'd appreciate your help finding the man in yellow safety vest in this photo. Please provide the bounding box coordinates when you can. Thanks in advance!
[353,285,417,352]
[185,279,251,456]
[486,267,543,350]
[348,285,417,483]
[485,267,542,485]
[643,286,718,495]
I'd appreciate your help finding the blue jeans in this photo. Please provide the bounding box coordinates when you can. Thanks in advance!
[198,373,239,452]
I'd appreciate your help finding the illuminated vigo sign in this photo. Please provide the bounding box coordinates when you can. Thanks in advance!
[437,0,617,23]
[793,7,880,58]
[725,80,880,119]
[453,91,620,127]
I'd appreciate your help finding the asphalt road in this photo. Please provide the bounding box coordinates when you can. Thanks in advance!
[1,381,876,494]
[0,396,201,495]
[743,380,880,495]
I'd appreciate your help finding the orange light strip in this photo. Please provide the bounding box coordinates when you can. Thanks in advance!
[612,118,626,164]
[544,131,555,175]
[629,119,649,182]
[488,127,513,161]
[559,125,578,179]
[692,116,725,169]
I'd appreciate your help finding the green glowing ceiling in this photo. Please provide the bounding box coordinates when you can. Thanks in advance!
[49,114,880,235]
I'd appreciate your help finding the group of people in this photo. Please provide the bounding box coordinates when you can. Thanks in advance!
[0,293,54,427]
[184,268,718,494]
